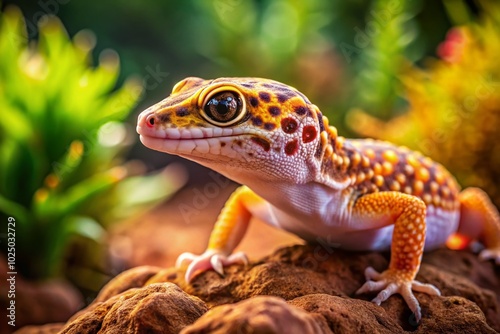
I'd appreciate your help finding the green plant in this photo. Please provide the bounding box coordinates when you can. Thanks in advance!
[347,1,500,207]
[0,6,184,281]
[350,0,421,119]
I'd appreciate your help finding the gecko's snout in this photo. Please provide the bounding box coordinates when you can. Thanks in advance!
[136,109,157,137]
[137,109,157,130]
[145,113,156,127]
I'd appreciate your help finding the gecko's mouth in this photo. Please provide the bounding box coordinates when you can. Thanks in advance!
[138,132,255,156]
[136,124,243,140]
[137,122,249,142]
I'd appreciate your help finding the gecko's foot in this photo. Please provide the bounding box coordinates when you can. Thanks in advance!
[355,267,441,323]
[479,247,500,265]
[175,250,248,283]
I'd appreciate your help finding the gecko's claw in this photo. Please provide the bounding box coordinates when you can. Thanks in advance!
[356,267,440,324]
[478,247,500,265]
[176,250,248,283]
[175,252,198,268]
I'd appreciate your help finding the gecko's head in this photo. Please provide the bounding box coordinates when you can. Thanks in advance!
[137,77,326,183]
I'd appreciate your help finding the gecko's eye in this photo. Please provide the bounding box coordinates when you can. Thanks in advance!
[202,91,245,126]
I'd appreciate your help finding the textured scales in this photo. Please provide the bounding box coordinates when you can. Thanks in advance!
[137,77,500,323]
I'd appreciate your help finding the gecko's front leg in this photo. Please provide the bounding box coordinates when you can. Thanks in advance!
[351,191,441,323]
[176,186,265,282]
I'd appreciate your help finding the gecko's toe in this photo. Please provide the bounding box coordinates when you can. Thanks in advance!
[400,284,422,323]
[227,251,249,265]
[364,266,382,280]
[371,283,398,305]
[355,268,441,324]
[176,250,248,283]
[479,248,500,265]
[175,252,197,268]
[210,254,225,276]
[184,251,219,282]
[355,280,388,295]
[411,281,441,296]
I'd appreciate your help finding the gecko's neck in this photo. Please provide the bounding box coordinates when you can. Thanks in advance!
[313,116,356,190]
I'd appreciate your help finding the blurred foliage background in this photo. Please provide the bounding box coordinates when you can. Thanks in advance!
[1,0,499,305]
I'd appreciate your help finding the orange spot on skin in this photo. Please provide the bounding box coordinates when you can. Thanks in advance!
[357,172,366,184]
[395,173,406,184]
[335,137,344,150]
[430,181,439,194]
[446,233,471,250]
[407,155,420,168]
[383,150,399,164]
[336,155,344,166]
[365,169,374,179]
[361,156,371,168]
[413,180,424,195]
[382,161,393,175]
[328,126,338,138]
[364,148,375,159]
[390,181,401,191]
[320,131,328,145]
[435,170,445,184]
[404,165,414,175]
[423,193,432,204]
[422,157,434,167]
[416,167,430,182]
[351,152,361,166]
[374,175,384,187]
[325,145,333,157]
[342,157,350,169]
[432,194,441,206]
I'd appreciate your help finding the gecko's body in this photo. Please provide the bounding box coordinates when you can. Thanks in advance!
[137,77,500,322]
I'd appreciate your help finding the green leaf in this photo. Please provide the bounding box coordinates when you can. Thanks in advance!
[65,215,106,242]
[0,193,30,226]
[34,168,124,221]
[110,165,187,220]
[42,214,106,278]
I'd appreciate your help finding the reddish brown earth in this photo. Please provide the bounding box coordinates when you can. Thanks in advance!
[0,259,82,334]
[12,185,500,333]
[14,245,500,333]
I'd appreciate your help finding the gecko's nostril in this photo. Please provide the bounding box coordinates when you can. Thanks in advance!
[146,114,156,127]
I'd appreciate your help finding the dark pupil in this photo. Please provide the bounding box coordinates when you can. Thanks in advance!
[205,92,240,122]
